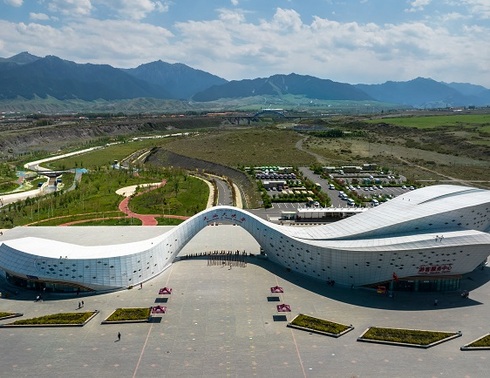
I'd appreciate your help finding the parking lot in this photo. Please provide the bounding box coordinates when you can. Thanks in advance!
[299,167,411,208]
[252,166,415,212]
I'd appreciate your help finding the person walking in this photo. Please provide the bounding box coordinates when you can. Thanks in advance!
[117,332,121,341]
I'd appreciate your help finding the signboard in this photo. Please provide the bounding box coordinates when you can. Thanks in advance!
[417,264,452,274]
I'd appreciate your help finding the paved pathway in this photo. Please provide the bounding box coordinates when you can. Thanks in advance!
[118,195,159,226]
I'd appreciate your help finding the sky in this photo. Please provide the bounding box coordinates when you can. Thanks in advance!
[1,0,490,87]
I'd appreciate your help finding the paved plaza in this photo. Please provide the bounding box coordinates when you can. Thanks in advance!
[0,225,489,378]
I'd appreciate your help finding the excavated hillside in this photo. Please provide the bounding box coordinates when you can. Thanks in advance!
[0,116,224,158]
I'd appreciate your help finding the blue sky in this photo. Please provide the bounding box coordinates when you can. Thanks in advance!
[1,0,489,86]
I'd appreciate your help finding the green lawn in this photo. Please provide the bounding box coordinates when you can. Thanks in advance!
[368,114,490,130]
[130,173,208,216]
[46,139,169,170]
[73,218,143,226]
[156,217,185,225]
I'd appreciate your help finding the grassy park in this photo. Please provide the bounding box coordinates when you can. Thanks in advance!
[130,172,208,216]
[0,166,200,228]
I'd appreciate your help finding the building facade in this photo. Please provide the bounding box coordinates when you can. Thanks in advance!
[0,185,489,292]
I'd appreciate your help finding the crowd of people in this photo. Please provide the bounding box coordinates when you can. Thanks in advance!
[206,250,248,268]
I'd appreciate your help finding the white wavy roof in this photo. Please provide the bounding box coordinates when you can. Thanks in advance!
[1,185,488,259]
[282,185,490,241]
[3,233,169,259]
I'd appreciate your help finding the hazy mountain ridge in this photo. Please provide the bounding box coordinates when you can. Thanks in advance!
[124,60,227,100]
[355,77,490,108]
[0,52,489,108]
[192,73,373,102]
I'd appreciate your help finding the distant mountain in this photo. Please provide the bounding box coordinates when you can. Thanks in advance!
[0,51,41,65]
[0,52,489,107]
[444,82,490,105]
[0,52,42,73]
[0,55,170,100]
[445,82,488,96]
[192,73,373,102]
[356,77,488,107]
[125,60,227,100]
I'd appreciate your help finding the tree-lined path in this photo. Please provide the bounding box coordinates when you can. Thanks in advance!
[59,180,190,226]
[116,180,189,226]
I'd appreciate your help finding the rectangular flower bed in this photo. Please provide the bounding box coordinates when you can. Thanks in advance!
[287,314,353,338]
[3,311,97,327]
[358,326,461,348]
[102,307,151,324]
[461,333,490,350]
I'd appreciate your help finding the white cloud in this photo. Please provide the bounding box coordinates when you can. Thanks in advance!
[461,0,490,18]
[265,8,303,32]
[29,13,51,21]
[231,0,239,5]
[44,1,170,20]
[218,8,246,23]
[47,0,93,16]
[405,0,431,13]
[171,7,490,85]
[98,0,169,20]
[439,12,466,22]
[1,18,174,66]
[4,0,23,7]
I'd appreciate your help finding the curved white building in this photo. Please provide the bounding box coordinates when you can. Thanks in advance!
[0,185,489,292]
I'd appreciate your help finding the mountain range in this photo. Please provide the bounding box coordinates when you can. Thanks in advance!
[1,52,489,108]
